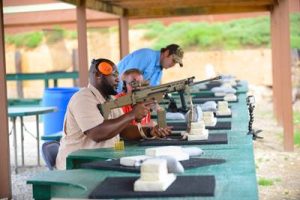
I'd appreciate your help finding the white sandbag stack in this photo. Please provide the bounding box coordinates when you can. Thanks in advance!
[134,158,176,192]
[202,111,217,126]
[216,101,231,116]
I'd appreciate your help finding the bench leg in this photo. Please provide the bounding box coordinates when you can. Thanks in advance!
[21,116,25,166]
[36,115,40,166]
[12,117,18,174]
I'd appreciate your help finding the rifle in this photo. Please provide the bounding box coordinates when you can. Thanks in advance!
[167,76,221,112]
[98,77,195,120]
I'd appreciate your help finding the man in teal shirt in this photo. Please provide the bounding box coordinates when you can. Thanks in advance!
[117,44,184,92]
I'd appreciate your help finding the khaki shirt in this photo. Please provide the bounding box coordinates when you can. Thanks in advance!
[56,84,123,170]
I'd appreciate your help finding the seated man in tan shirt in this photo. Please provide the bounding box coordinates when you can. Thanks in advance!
[56,58,171,170]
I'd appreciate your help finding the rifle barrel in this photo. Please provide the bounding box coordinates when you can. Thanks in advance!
[192,76,221,86]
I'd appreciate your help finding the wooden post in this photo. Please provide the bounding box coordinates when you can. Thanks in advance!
[0,0,12,198]
[76,0,89,87]
[119,17,129,59]
[72,48,79,86]
[15,51,24,98]
[271,0,294,151]
[271,2,283,125]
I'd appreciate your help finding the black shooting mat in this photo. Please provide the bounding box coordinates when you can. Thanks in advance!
[152,111,232,119]
[215,113,232,118]
[167,121,231,130]
[193,97,239,104]
[193,92,240,98]
[197,81,242,90]
[206,121,231,130]
[205,81,222,88]
[192,92,213,98]
[89,175,215,199]
[199,85,240,91]
[139,133,228,146]
[80,157,226,173]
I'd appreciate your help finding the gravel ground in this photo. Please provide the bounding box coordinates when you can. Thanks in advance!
[7,85,300,200]
[253,99,300,200]
[8,115,48,200]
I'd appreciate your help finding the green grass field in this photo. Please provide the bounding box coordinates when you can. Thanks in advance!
[134,14,300,50]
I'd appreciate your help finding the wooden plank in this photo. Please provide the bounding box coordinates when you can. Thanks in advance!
[60,0,275,17]
[76,0,89,87]
[110,0,275,9]
[0,0,12,198]
[126,5,270,19]
[4,8,119,28]
[3,0,56,6]
[107,0,274,4]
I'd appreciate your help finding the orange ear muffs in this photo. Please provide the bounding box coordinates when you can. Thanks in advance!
[97,62,113,75]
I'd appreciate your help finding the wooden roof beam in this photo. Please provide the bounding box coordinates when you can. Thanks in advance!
[105,0,274,3]
[60,0,125,16]
[111,0,276,9]
[126,5,271,19]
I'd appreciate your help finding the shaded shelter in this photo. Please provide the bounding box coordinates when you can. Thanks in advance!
[0,0,296,198]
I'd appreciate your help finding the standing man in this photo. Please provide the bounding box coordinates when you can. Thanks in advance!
[56,58,171,170]
[117,44,184,92]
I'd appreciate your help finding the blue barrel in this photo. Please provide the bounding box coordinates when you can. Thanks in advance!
[42,87,79,136]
